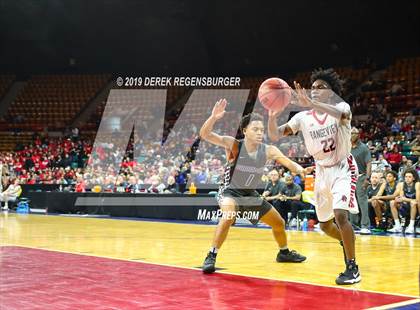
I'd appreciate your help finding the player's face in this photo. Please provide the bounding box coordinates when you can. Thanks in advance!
[285,176,293,185]
[244,121,264,143]
[311,79,331,102]
[370,173,379,185]
[386,173,395,183]
[404,172,414,185]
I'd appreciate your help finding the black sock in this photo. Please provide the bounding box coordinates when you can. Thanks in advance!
[340,240,347,261]
[346,259,357,268]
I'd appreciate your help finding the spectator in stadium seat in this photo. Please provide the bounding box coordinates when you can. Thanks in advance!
[24,154,34,171]
[389,82,404,96]
[103,176,115,192]
[398,157,413,181]
[262,169,285,219]
[163,176,178,193]
[194,166,208,184]
[277,175,308,227]
[126,175,140,193]
[386,145,402,171]
[390,119,401,135]
[0,178,22,210]
[387,136,397,150]
[148,176,166,193]
[75,176,86,193]
[371,154,390,172]
[115,175,127,193]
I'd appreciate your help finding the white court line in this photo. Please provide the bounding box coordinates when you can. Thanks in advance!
[366,298,420,310]
[1,244,418,300]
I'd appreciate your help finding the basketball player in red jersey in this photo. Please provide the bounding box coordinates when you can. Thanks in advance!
[268,68,361,285]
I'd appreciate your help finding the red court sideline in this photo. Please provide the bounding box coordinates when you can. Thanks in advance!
[0,246,416,309]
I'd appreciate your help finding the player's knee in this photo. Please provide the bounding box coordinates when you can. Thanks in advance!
[278,217,286,229]
[334,211,348,227]
[410,200,417,208]
[269,216,285,231]
[319,221,332,233]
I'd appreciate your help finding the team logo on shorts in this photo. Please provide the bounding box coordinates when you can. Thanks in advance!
[341,195,347,202]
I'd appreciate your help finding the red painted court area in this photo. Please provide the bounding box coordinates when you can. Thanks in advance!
[0,246,415,309]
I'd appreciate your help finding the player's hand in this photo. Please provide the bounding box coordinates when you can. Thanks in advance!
[362,178,370,190]
[262,190,270,197]
[211,99,227,120]
[293,81,313,109]
[268,109,282,119]
[395,196,403,203]
[303,166,315,175]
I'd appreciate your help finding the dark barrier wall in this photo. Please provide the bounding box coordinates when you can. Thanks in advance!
[21,184,61,196]
[25,191,219,221]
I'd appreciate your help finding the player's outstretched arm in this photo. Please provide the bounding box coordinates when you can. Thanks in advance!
[294,81,351,123]
[199,98,235,150]
[267,110,294,142]
[266,145,314,175]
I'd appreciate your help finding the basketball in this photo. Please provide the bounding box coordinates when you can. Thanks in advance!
[258,78,292,112]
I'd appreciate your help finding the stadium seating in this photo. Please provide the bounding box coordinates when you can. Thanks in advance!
[0,74,111,131]
[0,75,15,99]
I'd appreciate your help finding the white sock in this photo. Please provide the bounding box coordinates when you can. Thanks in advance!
[394,219,401,227]
[210,247,218,254]
[408,220,415,227]
[4,202,8,208]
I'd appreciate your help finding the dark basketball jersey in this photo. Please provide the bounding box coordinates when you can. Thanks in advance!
[403,182,416,199]
[367,184,380,199]
[219,140,267,194]
[384,182,396,196]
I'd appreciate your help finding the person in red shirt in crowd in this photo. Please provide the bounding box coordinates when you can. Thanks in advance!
[64,168,75,182]
[14,161,23,175]
[75,176,86,192]
[386,144,402,171]
[40,157,49,170]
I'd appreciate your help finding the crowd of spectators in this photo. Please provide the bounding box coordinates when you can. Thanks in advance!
[0,104,418,195]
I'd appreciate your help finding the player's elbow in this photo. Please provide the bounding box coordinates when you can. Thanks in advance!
[199,129,209,140]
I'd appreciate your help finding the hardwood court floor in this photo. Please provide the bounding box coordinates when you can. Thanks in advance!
[0,213,419,309]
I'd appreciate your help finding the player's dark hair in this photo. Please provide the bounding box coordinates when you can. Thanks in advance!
[403,168,419,183]
[310,68,344,96]
[385,170,397,179]
[240,113,264,133]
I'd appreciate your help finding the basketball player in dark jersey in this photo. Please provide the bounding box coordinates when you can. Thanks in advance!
[374,169,419,233]
[200,99,312,273]
[370,170,397,229]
